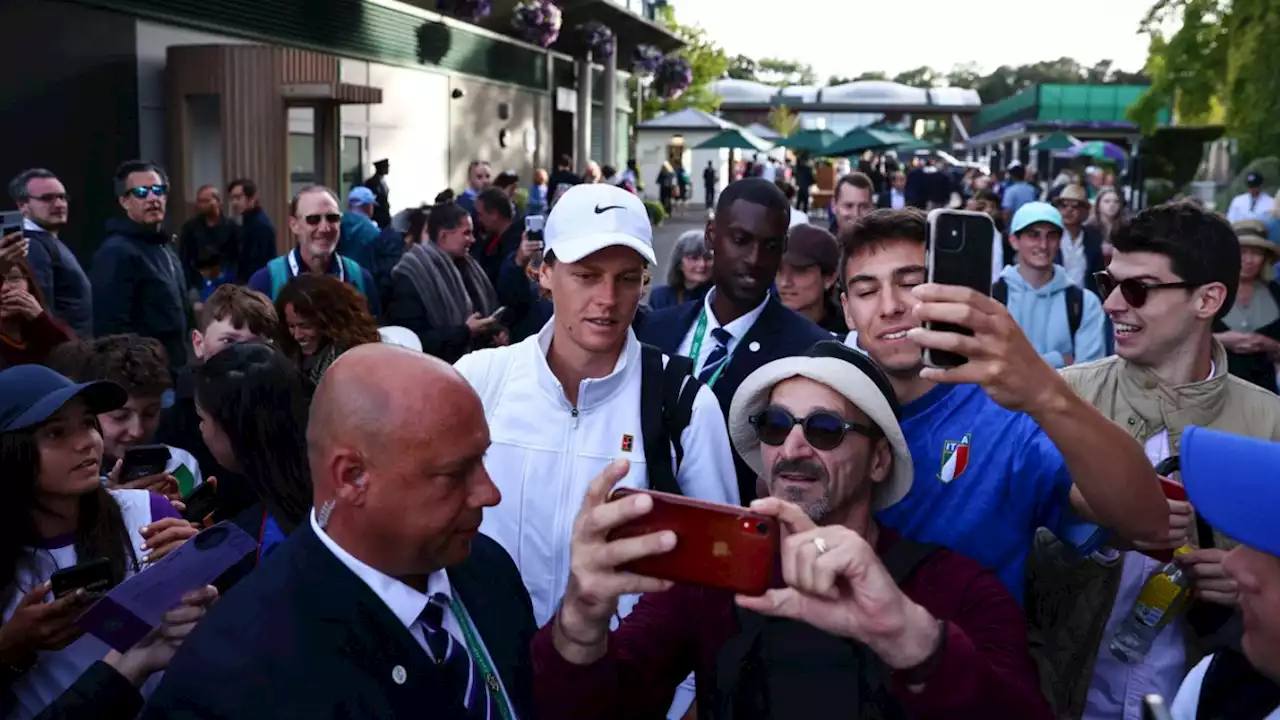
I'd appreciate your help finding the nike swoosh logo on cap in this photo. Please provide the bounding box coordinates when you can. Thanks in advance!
[594,205,625,214]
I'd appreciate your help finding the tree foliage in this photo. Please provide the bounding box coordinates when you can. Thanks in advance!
[637,18,729,121]
[1130,0,1280,161]
[755,58,816,87]
[768,105,799,136]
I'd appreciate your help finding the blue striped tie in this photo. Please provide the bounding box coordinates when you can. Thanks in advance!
[698,327,734,383]
[422,594,492,719]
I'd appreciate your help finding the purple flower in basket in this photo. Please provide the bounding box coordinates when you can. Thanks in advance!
[512,0,563,48]
[576,21,614,58]
[436,0,492,22]
[654,55,693,100]
[632,44,664,74]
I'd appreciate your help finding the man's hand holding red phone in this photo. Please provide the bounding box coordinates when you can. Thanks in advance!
[737,498,944,672]
[556,459,676,664]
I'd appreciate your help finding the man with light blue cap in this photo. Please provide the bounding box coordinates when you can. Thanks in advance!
[994,201,1106,368]
[1170,426,1280,718]
[338,186,382,281]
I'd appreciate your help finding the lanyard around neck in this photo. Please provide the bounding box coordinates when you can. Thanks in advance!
[688,305,732,388]
[449,594,515,720]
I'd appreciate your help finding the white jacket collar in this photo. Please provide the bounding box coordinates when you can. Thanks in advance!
[533,318,640,411]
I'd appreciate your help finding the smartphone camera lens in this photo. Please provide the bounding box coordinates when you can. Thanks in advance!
[755,522,769,535]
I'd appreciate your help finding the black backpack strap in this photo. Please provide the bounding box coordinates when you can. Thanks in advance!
[879,536,940,585]
[664,354,701,475]
[1065,284,1084,346]
[639,344,680,496]
[991,279,1008,306]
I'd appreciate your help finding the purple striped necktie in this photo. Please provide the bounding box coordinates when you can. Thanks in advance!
[421,593,493,719]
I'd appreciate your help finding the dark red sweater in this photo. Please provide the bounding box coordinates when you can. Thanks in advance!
[0,311,74,367]
[531,529,1051,719]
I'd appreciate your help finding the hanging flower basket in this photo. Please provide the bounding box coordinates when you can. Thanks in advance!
[436,0,492,22]
[653,55,693,100]
[632,44,663,74]
[512,0,563,48]
[576,21,614,58]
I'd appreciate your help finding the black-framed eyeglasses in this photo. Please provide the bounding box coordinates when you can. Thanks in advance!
[749,406,877,451]
[303,213,342,226]
[1093,271,1198,309]
[30,192,69,203]
[125,184,167,199]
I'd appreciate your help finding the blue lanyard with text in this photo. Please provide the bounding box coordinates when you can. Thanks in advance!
[450,595,515,720]
[687,306,732,388]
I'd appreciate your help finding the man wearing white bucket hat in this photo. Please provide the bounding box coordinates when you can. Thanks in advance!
[531,340,1048,718]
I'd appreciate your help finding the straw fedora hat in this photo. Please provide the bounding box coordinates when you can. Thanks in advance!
[1233,219,1279,259]
[1053,184,1090,205]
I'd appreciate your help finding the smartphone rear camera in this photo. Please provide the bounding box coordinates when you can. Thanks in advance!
[936,224,966,253]
[755,522,769,535]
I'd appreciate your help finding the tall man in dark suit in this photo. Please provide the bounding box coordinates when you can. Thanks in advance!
[142,344,537,719]
[639,177,830,504]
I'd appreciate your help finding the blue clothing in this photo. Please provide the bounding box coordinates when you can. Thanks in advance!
[998,264,1106,368]
[1001,182,1039,218]
[237,207,277,283]
[90,218,189,374]
[246,248,381,317]
[525,184,548,217]
[876,383,1074,603]
[23,226,93,340]
[337,211,381,274]
[1267,216,1280,247]
[259,513,286,559]
[647,282,710,311]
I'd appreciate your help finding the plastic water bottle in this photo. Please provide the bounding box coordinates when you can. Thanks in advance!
[1109,546,1194,664]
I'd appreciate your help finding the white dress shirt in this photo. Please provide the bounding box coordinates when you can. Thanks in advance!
[309,510,517,715]
[1060,228,1088,288]
[677,288,771,375]
[1226,192,1275,223]
[889,189,905,210]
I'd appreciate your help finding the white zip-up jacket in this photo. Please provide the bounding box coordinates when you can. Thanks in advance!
[454,321,740,627]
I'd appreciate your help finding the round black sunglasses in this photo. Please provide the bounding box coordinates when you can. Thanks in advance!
[750,406,877,451]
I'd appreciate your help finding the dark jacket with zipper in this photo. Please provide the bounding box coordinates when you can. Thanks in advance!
[89,218,189,373]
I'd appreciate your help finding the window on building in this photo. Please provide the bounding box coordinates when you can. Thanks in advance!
[289,132,317,198]
[341,136,364,191]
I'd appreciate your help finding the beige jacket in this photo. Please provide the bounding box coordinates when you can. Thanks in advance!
[1025,341,1280,718]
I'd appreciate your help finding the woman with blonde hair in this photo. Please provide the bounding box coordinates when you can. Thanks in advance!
[1087,187,1127,257]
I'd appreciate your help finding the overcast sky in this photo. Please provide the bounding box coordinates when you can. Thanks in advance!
[674,0,1154,83]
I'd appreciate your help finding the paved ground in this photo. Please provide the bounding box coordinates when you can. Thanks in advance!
[650,206,712,288]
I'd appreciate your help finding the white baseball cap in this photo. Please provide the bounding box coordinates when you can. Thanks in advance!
[545,184,655,265]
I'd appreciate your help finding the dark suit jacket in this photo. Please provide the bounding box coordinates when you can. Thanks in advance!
[1054,225,1106,297]
[140,525,537,720]
[637,294,830,503]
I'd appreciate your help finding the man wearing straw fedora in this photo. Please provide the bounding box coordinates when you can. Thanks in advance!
[530,340,1049,719]
[1052,184,1107,295]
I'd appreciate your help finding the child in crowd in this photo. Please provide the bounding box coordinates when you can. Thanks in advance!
[155,284,278,519]
[47,334,201,497]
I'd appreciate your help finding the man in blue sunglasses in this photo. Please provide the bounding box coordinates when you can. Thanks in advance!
[89,160,189,378]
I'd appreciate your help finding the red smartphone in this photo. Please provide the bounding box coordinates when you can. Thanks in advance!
[606,488,778,596]
[1141,477,1189,563]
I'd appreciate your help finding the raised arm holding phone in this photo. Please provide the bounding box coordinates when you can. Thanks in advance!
[534,342,1050,719]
